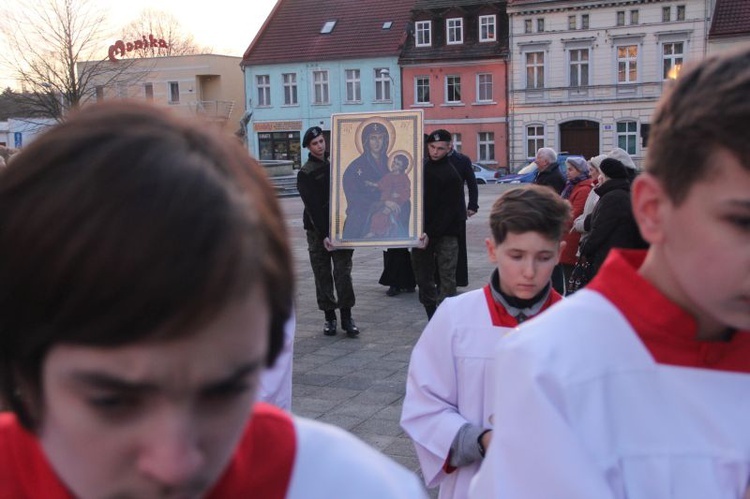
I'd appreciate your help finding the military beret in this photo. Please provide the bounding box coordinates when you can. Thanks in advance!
[426,129,452,144]
[302,126,323,148]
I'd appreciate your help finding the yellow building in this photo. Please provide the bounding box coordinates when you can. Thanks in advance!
[77,54,244,134]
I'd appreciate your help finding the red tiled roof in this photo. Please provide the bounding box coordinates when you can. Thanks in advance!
[709,0,750,38]
[242,0,417,66]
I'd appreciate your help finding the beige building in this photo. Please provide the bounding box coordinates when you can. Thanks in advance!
[506,0,712,169]
[77,54,245,134]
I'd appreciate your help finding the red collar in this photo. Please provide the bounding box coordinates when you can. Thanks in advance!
[588,250,750,373]
[483,285,562,328]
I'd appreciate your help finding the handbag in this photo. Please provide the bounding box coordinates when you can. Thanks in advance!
[566,256,592,294]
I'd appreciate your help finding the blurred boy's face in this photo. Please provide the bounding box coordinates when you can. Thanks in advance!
[308,135,326,160]
[428,142,450,161]
[37,286,269,499]
[485,231,562,299]
[635,149,750,336]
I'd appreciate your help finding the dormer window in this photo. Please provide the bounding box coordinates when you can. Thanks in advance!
[415,20,431,47]
[479,15,496,42]
[447,18,463,45]
[321,20,337,34]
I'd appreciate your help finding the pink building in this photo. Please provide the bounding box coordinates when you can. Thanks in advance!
[399,1,510,171]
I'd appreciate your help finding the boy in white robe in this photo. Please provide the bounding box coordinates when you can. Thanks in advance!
[401,184,571,499]
[471,47,750,499]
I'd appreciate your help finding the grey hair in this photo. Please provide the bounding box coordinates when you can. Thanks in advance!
[536,147,557,164]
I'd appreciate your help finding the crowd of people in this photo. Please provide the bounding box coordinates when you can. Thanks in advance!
[0,47,748,499]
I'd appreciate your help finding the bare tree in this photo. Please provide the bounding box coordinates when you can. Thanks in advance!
[119,9,213,58]
[0,0,140,120]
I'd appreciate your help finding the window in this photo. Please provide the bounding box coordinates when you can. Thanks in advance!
[415,76,430,104]
[256,75,271,107]
[95,85,104,102]
[630,10,639,25]
[478,132,495,162]
[144,83,153,100]
[617,45,638,83]
[446,76,462,103]
[382,21,393,30]
[282,73,298,105]
[452,133,462,153]
[526,125,544,158]
[477,73,493,102]
[537,18,545,32]
[524,19,532,34]
[415,20,431,47]
[345,69,361,103]
[617,121,638,155]
[312,70,329,104]
[581,14,590,29]
[479,15,496,42]
[168,81,179,103]
[662,6,671,22]
[525,51,545,89]
[569,49,590,87]
[447,18,463,44]
[568,16,576,30]
[321,20,336,34]
[663,42,684,80]
[676,5,686,20]
[616,11,625,26]
[375,68,391,101]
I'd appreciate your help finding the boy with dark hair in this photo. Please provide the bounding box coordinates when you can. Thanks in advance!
[0,102,425,498]
[471,47,750,498]
[401,184,571,499]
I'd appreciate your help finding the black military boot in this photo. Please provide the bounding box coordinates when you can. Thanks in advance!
[340,308,360,338]
[323,310,337,336]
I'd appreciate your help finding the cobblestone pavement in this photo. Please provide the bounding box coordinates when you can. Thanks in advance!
[281,183,514,492]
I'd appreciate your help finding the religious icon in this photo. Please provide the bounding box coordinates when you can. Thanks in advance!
[329,110,423,248]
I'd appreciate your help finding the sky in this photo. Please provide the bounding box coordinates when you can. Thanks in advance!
[0,0,278,89]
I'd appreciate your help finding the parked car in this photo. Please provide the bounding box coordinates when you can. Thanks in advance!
[495,161,538,184]
[472,163,498,184]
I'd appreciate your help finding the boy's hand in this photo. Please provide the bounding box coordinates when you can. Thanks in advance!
[323,237,336,251]
[415,233,429,249]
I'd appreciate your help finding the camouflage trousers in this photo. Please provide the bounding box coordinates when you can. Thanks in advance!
[306,230,355,312]
[411,235,459,310]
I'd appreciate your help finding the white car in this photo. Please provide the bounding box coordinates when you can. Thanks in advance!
[472,163,498,184]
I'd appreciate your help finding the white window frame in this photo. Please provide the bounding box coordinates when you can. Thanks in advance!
[569,48,590,87]
[616,45,638,84]
[568,15,577,30]
[537,18,545,32]
[415,76,430,104]
[345,69,361,103]
[415,20,431,47]
[616,11,625,26]
[617,120,638,155]
[630,10,639,25]
[525,51,545,89]
[662,6,671,22]
[452,133,462,153]
[447,18,464,45]
[524,19,532,34]
[676,5,686,20]
[282,73,298,105]
[374,68,391,102]
[479,15,496,42]
[662,41,684,80]
[581,14,590,29]
[445,75,462,103]
[477,73,493,102]
[526,125,544,158]
[256,74,271,107]
[478,132,495,162]
[312,70,329,105]
[168,81,179,104]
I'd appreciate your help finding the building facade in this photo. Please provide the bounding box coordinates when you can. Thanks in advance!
[506,0,712,169]
[400,0,510,170]
[241,0,416,168]
[77,54,244,135]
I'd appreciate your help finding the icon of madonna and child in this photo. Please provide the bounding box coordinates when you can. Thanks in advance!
[330,112,423,248]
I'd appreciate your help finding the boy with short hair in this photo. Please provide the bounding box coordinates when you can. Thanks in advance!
[471,47,750,498]
[401,184,571,499]
[0,101,425,498]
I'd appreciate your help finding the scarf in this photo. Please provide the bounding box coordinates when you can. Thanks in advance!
[561,172,591,199]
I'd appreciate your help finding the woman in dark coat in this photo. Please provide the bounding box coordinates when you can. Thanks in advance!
[580,158,648,276]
